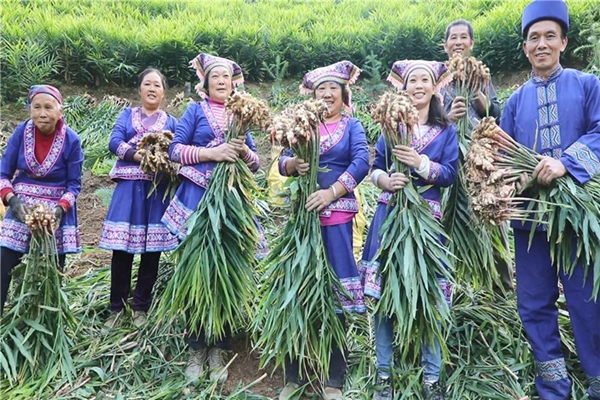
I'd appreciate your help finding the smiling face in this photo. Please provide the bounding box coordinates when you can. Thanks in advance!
[207,66,233,103]
[139,71,165,110]
[30,93,63,135]
[523,20,567,77]
[405,68,435,110]
[444,24,474,58]
[314,81,344,118]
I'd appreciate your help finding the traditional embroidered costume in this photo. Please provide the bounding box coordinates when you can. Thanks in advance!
[361,60,458,386]
[499,2,600,398]
[278,60,370,390]
[0,85,83,311]
[99,104,178,314]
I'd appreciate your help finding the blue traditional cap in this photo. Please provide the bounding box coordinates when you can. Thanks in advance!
[26,85,63,108]
[387,60,452,92]
[190,53,244,98]
[299,61,361,94]
[522,0,569,38]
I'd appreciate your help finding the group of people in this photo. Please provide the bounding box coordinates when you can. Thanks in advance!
[0,0,598,399]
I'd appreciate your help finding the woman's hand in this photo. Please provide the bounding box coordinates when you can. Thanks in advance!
[286,157,310,176]
[392,145,423,169]
[133,151,143,163]
[378,172,409,193]
[230,136,249,157]
[306,188,335,212]
[207,142,241,163]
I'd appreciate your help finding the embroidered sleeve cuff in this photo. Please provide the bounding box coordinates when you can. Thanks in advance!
[60,192,76,209]
[415,155,431,179]
[279,157,290,177]
[338,171,358,192]
[563,142,600,181]
[371,169,386,187]
[243,150,260,172]
[423,161,442,182]
[115,142,133,160]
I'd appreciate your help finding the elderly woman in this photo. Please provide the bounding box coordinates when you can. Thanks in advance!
[363,60,458,400]
[99,68,178,334]
[0,85,84,315]
[277,61,370,400]
[161,53,262,384]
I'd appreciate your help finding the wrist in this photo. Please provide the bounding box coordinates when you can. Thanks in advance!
[329,184,338,199]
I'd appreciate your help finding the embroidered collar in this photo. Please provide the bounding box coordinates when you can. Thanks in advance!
[202,100,227,147]
[411,124,443,153]
[320,115,349,154]
[128,107,168,147]
[532,64,563,83]
[24,119,66,178]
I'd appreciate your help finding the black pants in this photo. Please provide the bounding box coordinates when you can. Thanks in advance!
[1,246,66,315]
[110,250,161,312]
[186,318,231,350]
[284,313,347,389]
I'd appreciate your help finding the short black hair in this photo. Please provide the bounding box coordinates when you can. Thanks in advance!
[137,68,168,91]
[444,19,474,41]
[313,82,350,106]
[523,19,568,40]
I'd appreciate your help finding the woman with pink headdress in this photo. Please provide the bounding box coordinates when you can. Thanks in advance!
[361,60,458,400]
[0,85,84,315]
[161,53,263,384]
[277,61,370,400]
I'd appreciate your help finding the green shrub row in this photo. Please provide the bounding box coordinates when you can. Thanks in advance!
[0,0,594,100]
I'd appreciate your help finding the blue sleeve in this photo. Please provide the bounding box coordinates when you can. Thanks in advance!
[560,74,600,184]
[65,131,84,198]
[108,109,133,159]
[422,125,458,187]
[167,114,178,132]
[1,124,24,183]
[337,118,369,192]
[487,82,501,120]
[499,94,517,140]
[169,103,199,161]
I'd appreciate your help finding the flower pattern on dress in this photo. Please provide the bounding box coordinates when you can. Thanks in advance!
[161,195,194,240]
[320,115,349,154]
[337,171,358,192]
[14,182,64,200]
[23,119,66,178]
[178,166,212,189]
[99,221,178,253]
[333,276,366,313]
[201,101,226,148]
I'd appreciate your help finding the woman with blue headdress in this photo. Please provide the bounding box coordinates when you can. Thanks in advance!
[0,85,84,315]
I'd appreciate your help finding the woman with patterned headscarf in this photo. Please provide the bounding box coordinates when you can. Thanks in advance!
[277,61,370,400]
[0,85,84,315]
[362,61,458,400]
[161,53,263,384]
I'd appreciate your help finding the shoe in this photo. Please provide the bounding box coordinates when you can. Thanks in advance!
[100,311,121,335]
[423,381,446,400]
[372,375,392,400]
[279,382,299,399]
[208,347,228,383]
[322,386,344,400]
[132,310,147,328]
[185,348,207,382]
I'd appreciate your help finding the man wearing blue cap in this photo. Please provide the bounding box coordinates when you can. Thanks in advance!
[500,1,600,399]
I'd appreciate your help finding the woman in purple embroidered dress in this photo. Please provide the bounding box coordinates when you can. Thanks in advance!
[277,61,370,400]
[99,68,178,333]
[0,85,84,315]
[161,53,261,384]
[363,61,458,400]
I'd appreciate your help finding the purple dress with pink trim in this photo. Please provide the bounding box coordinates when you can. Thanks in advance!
[0,119,84,254]
[161,100,267,256]
[360,124,458,300]
[278,115,370,313]
[99,107,179,253]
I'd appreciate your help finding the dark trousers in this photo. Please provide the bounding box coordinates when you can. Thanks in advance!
[1,246,66,315]
[186,321,231,350]
[284,314,347,389]
[110,250,161,312]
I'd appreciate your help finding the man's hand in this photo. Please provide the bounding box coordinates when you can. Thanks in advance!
[448,96,468,122]
[532,156,566,185]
